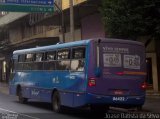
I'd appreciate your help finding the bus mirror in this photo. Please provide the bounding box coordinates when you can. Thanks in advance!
[95,67,101,77]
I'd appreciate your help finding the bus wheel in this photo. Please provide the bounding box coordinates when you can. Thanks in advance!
[18,88,28,104]
[52,91,62,113]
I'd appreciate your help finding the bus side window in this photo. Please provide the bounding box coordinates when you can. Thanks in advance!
[17,54,25,70]
[44,51,56,70]
[56,49,70,70]
[25,53,34,62]
[46,51,56,61]
[34,53,44,70]
[18,54,25,62]
[35,53,43,62]
[24,53,34,70]
[71,47,85,71]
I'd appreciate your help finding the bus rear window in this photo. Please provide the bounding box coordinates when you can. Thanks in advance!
[123,55,140,69]
[100,43,145,71]
[103,54,122,67]
[103,53,141,69]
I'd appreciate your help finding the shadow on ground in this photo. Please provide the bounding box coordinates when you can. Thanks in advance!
[15,101,106,119]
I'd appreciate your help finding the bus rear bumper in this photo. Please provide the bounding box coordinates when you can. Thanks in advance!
[86,93,145,107]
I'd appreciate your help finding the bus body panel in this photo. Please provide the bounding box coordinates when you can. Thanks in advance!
[86,93,145,107]
[10,40,90,107]
[10,70,88,106]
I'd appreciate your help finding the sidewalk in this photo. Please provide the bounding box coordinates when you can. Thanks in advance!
[146,90,160,98]
[0,82,9,95]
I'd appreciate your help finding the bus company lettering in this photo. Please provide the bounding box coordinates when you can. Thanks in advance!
[52,77,60,83]
[31,90,39,96]
[103,47,129,53]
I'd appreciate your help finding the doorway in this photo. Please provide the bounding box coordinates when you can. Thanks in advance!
[146,58,153,89]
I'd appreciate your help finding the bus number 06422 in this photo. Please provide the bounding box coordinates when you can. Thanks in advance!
[113,97,126,101]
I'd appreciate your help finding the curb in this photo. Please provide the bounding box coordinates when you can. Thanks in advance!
[0,90,9,95]
[0,84,9,95]
[146,95,160,99]
[146,91,160,99]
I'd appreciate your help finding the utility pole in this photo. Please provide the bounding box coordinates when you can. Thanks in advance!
[54,2,65,43]
[69,0,75,41]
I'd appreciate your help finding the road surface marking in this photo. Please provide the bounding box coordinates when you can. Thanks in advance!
[0,107,40,119]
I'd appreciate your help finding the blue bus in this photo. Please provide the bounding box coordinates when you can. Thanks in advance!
[9,38,146,112]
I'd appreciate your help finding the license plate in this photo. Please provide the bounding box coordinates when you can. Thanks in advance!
[113,97,126,101]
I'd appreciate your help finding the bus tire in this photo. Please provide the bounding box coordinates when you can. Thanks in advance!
[52,91,62,113]
[17,87,28,104]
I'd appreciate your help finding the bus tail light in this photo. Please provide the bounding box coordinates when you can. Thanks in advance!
[116,72,124,75]
[88,77,96,87]
[141,82,147,90]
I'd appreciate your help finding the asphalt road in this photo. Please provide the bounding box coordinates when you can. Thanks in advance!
[0,92,108,119]
[0,92,159,119]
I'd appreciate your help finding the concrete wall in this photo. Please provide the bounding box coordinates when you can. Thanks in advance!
[138,37,155,53]
[146,53,159,91]
[45,27,60,37]
[81,13,105,40]
[146,40,155,53]
[9,27,22,44]
[59,29,82,42]
[138,38,158,92]
[62,0,86,10]
[0,13,28,27]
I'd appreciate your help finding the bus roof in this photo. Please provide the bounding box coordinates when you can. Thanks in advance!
[13,38,144,55]
[99,38,144,46]
[13,39,91,55]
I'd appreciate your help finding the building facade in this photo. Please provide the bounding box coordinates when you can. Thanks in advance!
[0,0,159,92]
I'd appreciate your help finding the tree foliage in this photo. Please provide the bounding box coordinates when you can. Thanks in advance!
[100,0,160,40]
